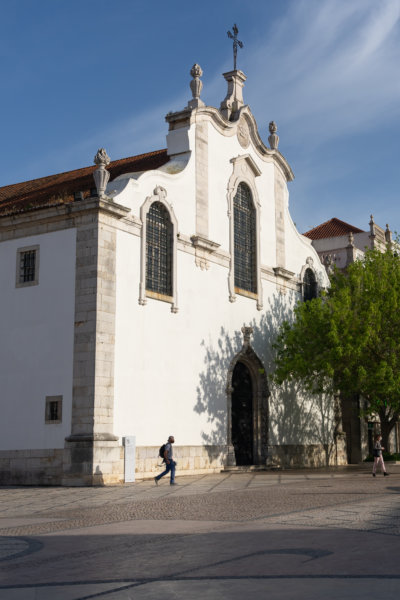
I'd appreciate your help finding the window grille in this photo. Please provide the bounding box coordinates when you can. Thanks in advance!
[303,268,318,301]
[45,396,62,424]
[234,183,256,293]
[146,202,173,296]
[20,250,36,283]
[49,401,59,421]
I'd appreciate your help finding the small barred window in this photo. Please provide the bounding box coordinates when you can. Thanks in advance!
[303,268,318,301]
[146,202,173,296]
[234,183,257,294]
[16,245,39,288]
[45,396,62,424]
[20,250,36,283]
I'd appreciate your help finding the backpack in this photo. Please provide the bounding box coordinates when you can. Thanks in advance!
[159,444,166,461]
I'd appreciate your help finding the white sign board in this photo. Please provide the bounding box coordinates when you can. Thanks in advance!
[123,436,136,483]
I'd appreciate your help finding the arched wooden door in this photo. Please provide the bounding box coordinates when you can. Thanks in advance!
[231,361,254,465]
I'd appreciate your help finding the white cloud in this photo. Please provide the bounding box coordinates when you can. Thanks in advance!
[244,0,400,149]
[21,0,400,182]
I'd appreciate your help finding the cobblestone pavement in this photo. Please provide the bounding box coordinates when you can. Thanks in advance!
[0,466,400,599]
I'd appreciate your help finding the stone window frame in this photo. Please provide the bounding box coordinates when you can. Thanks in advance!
[300,257,319,301]
[227,155,263,310]
[45,395,63,424]
[16,244,40,288]
[233,182,257,296]
[139,186,179,313]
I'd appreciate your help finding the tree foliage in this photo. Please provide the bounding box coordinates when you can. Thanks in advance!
[273,246,400,447]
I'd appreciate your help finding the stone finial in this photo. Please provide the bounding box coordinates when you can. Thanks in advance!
[385,224,392,244]
[369,214,376,249]
[93,148,111,199]
[268,121,279,150]
[94,148,110,167]
[369,214,375,232]
[241,326,253,346]
[188,64,205,109]
[346,232,356,265]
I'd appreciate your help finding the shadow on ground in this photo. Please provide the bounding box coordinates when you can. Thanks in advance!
[1,526,400,600]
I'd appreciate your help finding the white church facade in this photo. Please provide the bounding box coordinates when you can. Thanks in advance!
[0,63,340,486]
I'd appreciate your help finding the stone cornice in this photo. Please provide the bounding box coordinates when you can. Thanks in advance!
[273,266,296,280]
[0,196,130,231]
[190,235,221,252]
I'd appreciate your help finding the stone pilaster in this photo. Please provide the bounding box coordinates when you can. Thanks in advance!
[62,198,129,485]
[195,121,209,238]
[274,168,286,268]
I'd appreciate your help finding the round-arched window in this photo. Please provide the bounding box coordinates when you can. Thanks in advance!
[233,182,256,293]
[303,268,318,301]
[146,202,173,296]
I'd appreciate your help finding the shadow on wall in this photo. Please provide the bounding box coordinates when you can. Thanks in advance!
[94,465,105,486]
[194,292,336,466]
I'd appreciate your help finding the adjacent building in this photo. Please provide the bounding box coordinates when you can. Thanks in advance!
[304,216,399,462]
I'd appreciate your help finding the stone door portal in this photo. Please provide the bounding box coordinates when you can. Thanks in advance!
[231,361,254,465]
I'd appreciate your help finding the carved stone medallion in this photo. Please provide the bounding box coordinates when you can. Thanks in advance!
[237,117,250,148]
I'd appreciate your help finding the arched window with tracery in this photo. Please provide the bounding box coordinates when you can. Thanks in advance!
[234,182,257,294]
[146,201,173,297]
[303,268,318,301]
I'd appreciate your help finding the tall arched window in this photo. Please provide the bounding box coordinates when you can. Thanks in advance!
[303,268,318,301]
[234,182,257,294]
[146,201,172,296]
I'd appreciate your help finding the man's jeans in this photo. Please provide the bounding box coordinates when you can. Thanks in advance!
[155,460,176,484]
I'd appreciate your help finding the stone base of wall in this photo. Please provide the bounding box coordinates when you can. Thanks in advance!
[0,449,64,485]
[0,442,349,485]
[135,445,228,480]
[267,443,348,469]
[62,440,124,486]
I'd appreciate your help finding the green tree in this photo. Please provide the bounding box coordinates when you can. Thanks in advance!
[273,246,400,451]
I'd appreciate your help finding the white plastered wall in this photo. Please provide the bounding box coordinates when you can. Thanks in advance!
[0,229,76,450]
[113,112,331,449]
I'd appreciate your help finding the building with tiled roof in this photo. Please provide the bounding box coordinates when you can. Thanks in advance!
[303,217,364,240]
[304,216,392,272]
[0,63,340,487]
[0,149,169,216]
[304,216,397,463]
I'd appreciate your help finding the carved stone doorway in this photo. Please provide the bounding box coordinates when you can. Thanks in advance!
[226,327,269,467]
[231,362,254,465]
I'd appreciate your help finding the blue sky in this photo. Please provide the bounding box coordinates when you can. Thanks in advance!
[1,0,400,234]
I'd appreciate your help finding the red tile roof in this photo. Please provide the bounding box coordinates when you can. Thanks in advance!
[303,218,364,240]
[0,149,169,216]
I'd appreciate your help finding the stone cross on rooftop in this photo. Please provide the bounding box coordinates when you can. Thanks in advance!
[227,24,243,71]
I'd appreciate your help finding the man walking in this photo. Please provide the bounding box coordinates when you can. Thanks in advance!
[155,436,176,485]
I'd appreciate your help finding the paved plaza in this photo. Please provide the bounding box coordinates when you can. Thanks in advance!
[0,465,400,599]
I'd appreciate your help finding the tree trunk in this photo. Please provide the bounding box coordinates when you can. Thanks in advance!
[378,408,397,452]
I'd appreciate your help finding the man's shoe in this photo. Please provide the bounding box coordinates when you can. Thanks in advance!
[170,482,178,485]
[154,477,159,485]
[384,472,389,476]
[372,473,376,477]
